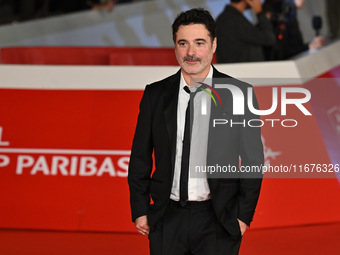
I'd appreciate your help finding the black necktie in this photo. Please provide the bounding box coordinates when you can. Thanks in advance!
[179,86,202,206]
[180,86,191,206]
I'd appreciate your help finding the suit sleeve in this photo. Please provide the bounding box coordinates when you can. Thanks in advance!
[128,86,153,222]
[237,86,264,226]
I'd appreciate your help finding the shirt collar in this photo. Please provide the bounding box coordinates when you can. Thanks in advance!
[180,65,213,92]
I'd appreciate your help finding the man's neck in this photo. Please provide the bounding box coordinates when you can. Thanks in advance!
[182,66,211,87]
[230,2,246,14]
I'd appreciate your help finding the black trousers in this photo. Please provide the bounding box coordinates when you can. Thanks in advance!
[148,200,242,255]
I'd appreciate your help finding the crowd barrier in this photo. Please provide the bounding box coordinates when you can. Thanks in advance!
[0,47,217,66]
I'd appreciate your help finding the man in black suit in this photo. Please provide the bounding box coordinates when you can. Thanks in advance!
[216,0,276,63]
[128,8,264,255]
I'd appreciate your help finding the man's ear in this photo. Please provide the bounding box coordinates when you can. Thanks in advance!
[212,37,217,53]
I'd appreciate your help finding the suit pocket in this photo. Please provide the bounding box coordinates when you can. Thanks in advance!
[219,217,242,240]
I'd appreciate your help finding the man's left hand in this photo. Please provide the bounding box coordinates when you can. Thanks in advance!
[237,218,247,236]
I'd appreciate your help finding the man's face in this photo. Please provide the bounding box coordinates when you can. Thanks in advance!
[175,24,216,78]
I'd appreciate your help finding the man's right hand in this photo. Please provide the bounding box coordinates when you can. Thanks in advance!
[135,215,150,236]
[309,36,324,51]
[246,0,263,14]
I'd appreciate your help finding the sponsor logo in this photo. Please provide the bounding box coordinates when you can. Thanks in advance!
[197,82,312,128]
[0,127,129,177]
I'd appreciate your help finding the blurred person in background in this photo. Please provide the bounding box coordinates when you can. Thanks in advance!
[263,0,324,60]
[326,0,340,40]
[216,0,276,63]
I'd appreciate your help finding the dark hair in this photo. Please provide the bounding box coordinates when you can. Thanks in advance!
[171,8,216,43]
[230,0,242,3]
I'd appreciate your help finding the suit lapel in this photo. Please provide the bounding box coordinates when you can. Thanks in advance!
[212,66,232,115]
[208,67,233,184]
[163,70,181,171]
[212,65,231,79]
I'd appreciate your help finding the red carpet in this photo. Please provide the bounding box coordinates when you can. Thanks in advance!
[1,223,339,255]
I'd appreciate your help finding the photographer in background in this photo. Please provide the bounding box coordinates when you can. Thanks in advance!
[263,0,324,60]
[216,0,276,63]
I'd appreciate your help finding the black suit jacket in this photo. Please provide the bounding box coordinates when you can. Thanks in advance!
[128,66,264,238]
[216,5,276,63]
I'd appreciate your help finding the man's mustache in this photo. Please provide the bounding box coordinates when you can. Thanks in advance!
[183,56,201,62]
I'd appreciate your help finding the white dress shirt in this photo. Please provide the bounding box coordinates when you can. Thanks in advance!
[170,66,212,201]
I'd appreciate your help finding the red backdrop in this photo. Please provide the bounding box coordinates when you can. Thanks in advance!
[0,83,339,232]
[0,47,217,66]
[0,47,339,232]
